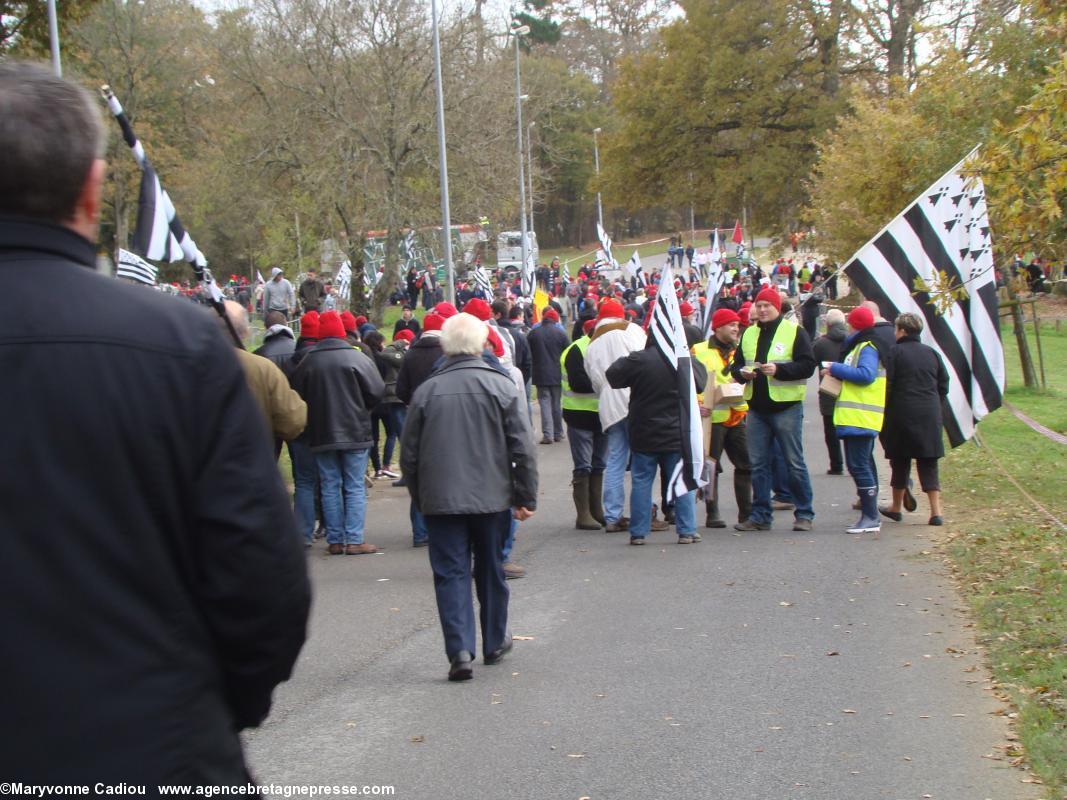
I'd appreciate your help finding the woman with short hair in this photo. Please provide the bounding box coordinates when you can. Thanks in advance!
[878,312,950,525]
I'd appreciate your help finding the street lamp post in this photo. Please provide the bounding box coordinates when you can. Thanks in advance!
[431,0,455,303]
[511,22,531,295]
[592,127,603,231]
[527,120,536,236]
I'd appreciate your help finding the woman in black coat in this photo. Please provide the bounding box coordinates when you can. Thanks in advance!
[878,312,950,525]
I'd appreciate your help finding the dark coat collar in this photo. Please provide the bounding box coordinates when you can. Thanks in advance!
[0,216,97,269]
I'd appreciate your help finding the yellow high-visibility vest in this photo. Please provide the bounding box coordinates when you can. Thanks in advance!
[833,341,886,432]
[692,340,748,423]
[740,319,807,402]
[560,336,598,413]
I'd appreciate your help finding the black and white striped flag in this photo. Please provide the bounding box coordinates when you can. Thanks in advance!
[116,248,158,286]
[596,223,617,269]
[102,87,222,304]
[701,260,726,337]
[336,260,352,301]
[649,262,707,502]
[843,148,1005,447]
[473,264,493,296]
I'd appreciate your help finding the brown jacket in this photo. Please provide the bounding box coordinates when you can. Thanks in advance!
[237,349,307,441]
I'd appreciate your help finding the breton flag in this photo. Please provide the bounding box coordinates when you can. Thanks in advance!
[561,261,572,286]
[256,270,265,284]
[843,147,1005,447]
[596,223,617,268]
[473,264,493,296]
[102,87,222,304]
[116,248,158,286]
[710,228,722,264]
[336,260,352,301]
[701,259,726,337]
[649,261,706,502]
[623,251,641,280]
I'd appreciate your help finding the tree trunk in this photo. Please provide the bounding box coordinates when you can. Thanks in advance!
[1005,279,1038,388]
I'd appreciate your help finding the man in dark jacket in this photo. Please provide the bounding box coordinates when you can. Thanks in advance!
[527,308,571,443]
[0,63,310,785]
[861,299,896,355]
[812,308,848,475]
[291,310,385,554]
[606,338,707,545]
[401,313,538,681]
[254,309,296,368]
[298,268,325,312]
[393,305,422,338]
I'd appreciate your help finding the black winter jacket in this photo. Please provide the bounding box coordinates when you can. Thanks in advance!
[498,318,533,384]
[0,217,310,785]
[730,316,816,413]
[527,322,571,386]
[291,338,385,451]
[881,335,950,459]
[396,333,444,405]
[606,345,707,452]
[562,341,601,433]
[254,324,296,369]
[812,322,847,416]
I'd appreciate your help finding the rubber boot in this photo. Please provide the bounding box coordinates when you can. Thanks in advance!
[735,470,753,524]
[572,473,602,530]
[588,470,606,526]
[705,472,725,528]
[846,487,881,534]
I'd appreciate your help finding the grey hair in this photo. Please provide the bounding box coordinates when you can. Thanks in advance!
[895,312,924,336]
[223,300,250,342]
[0,62,106,223]
[441,312,488,356]
[825,308,846,327]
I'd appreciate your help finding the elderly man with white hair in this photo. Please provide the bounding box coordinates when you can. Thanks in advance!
[400,312,538,681]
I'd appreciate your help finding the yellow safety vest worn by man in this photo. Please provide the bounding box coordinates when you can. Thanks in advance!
[561,334,606,530]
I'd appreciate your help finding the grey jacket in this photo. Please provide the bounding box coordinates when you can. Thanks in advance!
[262,278,295,312]
[401,355,538,515]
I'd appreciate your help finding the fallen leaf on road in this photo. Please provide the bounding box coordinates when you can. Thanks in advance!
[389,608,400,612]
[514,636,535,641]
[827,651,840,656]
[779,601,793,607]
[345,722,357,728]
[567,753,586,758]
[410,735,425,743]
[842,709,857,714]
[377,578,390,582]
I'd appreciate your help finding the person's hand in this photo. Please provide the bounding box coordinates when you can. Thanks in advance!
[760,362,777,376]
[513,506,535,521]
[820,367,830,378]
[699,405,711,418]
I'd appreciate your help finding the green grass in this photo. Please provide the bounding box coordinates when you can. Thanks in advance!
[538,230,769,268]
[939,317,1067,794]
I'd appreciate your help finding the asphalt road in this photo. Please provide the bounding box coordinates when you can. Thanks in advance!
[243,382,1035,800]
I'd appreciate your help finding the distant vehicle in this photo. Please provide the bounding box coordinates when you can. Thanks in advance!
[497,230,538,270]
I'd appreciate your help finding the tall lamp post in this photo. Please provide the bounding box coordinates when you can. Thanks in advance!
[527,120,536,236]
[431,0,455,303]
[592,127,603,231]
[511,22,531,295]
[47,0,62,76]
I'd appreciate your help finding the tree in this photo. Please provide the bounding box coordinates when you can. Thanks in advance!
[1,0,99,56]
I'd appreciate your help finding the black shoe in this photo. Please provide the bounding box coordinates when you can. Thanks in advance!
[484,637,513,665]
[448,651,473,681]
[928,515,944,526]
[413,539,429,548]
[903,486,918,512]
[392,477,408,487]
[879,506,903,522]
[826,469,844,476]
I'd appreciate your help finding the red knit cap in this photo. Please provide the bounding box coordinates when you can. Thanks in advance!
[394,328,415,343]
[597,299,625,320]
[679,301,694,318]
[485,326,505,357]
[847,306,875,331]
[353,315,368,328]
[318,310,345,340]
[754,287,782,311]
[543,308,559,322]
[738,306,751,327]
[583,319,596,335]
[340,311,358,333]
[300,311,320,339]
[464,298,493,321]
[422,312,445,332]
[711,308,741,330]
[434,301,458,318]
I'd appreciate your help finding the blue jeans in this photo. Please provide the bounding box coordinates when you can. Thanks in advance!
[411,501,428,545]
[427,511,511,660]
[288,438,318,543]
[772,440,795,504]
[603,421,630,524]
[567,425,608,474]
[747,405,814,524]
[843,435,877,490]
[629,451,696,537]
[371,403,405,470]
[316,448,371,545]
[502,516,517,562]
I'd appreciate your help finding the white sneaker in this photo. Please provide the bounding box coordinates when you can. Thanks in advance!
[380,468,400,479]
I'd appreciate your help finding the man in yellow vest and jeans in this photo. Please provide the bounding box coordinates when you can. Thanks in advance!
[821,306,887,534]
[561,320,608,529]
[731,287,817,531]
[693,308,752,528]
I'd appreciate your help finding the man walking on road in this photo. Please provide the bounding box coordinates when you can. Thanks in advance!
[0,62,310,785]
[528,308,570,444]
[263,266,296,319]
[731,287,817,531]
[401,313,538,681]
[298,268,325,313]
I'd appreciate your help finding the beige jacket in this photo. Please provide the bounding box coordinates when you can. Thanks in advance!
[236,349,307,441]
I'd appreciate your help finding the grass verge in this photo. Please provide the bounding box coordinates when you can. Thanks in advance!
[939,320,1067,796]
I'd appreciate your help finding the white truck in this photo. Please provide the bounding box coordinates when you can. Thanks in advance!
[496,230,538,270]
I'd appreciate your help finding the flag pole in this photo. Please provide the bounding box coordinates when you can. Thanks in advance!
[47,0,62,77]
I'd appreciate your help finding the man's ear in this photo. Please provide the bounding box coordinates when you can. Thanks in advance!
[69,159,106,240]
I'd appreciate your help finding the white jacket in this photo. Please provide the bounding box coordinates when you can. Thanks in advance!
[585,318,649,430]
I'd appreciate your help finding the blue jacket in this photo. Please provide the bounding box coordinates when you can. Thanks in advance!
[829,330,881,438]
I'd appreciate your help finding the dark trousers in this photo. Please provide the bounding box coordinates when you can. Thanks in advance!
[821,414,843,473]
[426,511,511,661]
[890,457,940,492]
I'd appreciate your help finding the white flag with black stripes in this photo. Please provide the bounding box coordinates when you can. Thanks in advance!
[843,148,1005,447]
[649,262,707,502]
[596,223,617,269]
[116,248,158,286]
